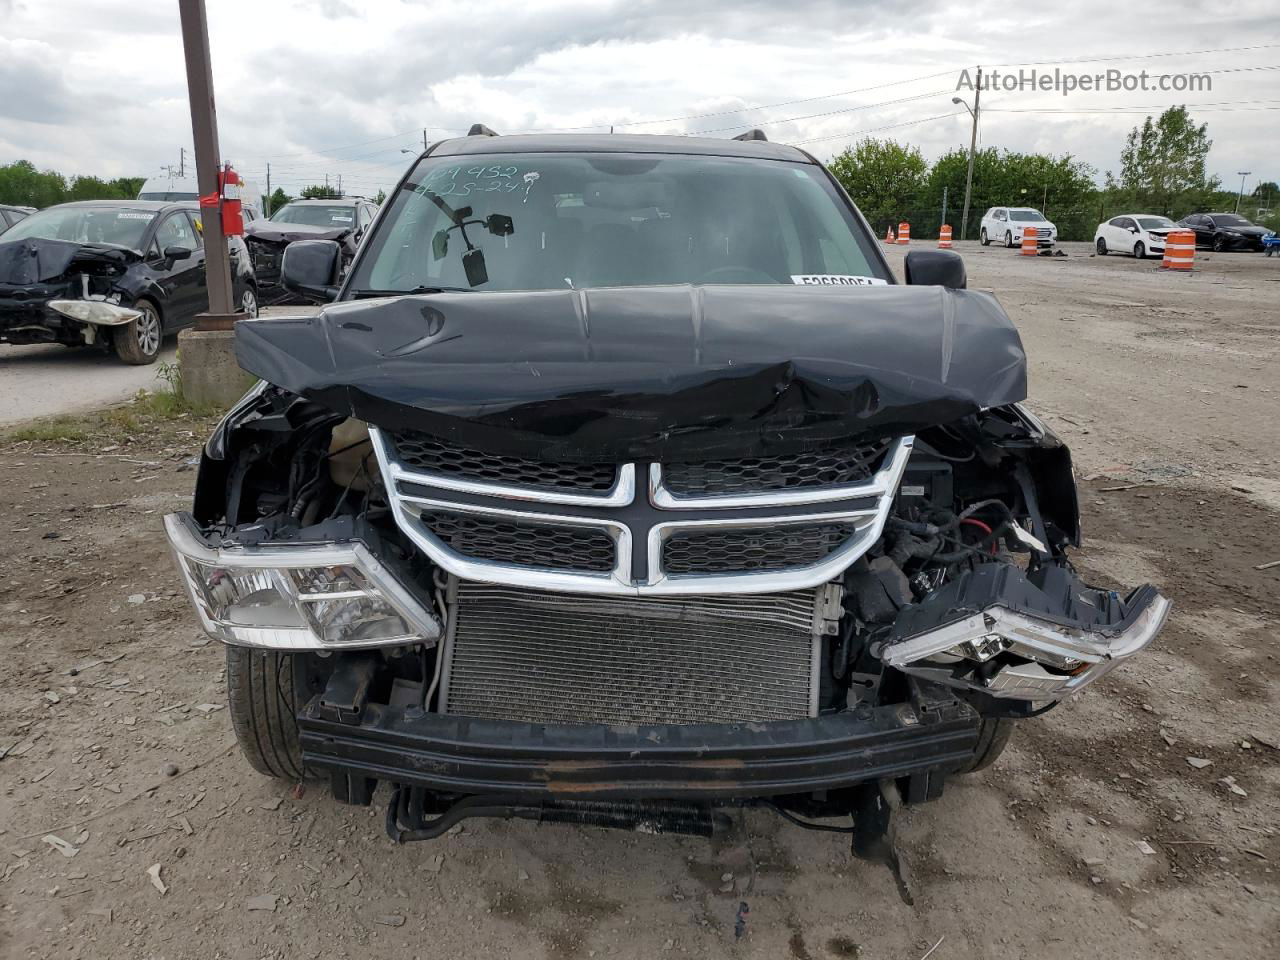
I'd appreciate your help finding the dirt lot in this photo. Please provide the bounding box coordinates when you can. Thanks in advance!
[2,241,1278,960]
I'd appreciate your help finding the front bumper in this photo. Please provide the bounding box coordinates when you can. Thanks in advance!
[299,683,981,801]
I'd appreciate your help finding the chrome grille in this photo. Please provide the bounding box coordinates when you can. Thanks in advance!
[663,523,858,574]
[662,440,891,497]
[417,510,616,573]
[391,430,616,492]
[442,582,820,725]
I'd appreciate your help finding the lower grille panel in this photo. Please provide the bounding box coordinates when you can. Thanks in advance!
[443,583,819,726]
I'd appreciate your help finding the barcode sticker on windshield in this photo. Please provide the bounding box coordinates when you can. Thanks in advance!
[116,212,153,220]
[791,275,888,286]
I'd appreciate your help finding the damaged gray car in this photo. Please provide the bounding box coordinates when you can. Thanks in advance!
[165,129,1169,856]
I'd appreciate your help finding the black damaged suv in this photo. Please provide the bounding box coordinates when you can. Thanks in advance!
[166,130,1169,852]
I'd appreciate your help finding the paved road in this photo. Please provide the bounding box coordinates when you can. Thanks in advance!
[0,306,303,425]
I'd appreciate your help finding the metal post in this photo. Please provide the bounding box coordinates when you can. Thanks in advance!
[959,67,981,242]
[178,0,238,328]
[941,185,948,230]
[1235,171,1251,213]
[265,162,271,216]
[423,128,428,150]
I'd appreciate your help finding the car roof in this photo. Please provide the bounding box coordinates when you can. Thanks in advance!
[422,132,813,163]
[286,198,360,206]
[1116,213,1173,218]
[43,199,196,213]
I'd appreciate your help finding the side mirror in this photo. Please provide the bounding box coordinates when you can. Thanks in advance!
[281,240,341,303]
[904,249,967,290]
[163,245,192,263]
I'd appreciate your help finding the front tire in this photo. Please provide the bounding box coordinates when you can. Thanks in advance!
[1134,241,1146,259]
[1096,237,1107,255]
[226,647,304,780]
[1212,234,1227,252]
[957,717,1015,773]
[112,300,162,365]
[980,228,990,246]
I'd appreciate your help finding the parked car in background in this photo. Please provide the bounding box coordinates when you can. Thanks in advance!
[1179,213,1269,252]
[0,203,36,233]
[0,200,257,364]
[1094,214,1178,258]
[242,198,377,301]
[979,207,1057,249]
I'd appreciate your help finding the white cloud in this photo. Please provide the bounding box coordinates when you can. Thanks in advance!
[0,0,1275,198]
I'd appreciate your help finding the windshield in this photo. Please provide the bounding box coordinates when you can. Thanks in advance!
[139,191,198,201]
[271,204,356,227]
[349,152,884,293]
[1,205,156,249]
[1137,216,1176,230]
[1009,210,1047,222]
[1214,214,1252,227]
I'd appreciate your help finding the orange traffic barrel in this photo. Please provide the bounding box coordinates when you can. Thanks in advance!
[938,224,953,248]
[1161,230,1195,271]
[1020,230,1038,256]
[884,227,895,244]
[897,222,911,245]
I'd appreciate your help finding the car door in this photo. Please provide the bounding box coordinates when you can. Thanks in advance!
[148,212,204,327]
[1113,217,1136,251]
[1185,215,1208,247]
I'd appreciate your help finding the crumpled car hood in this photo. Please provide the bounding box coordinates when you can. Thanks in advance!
[244,221,352,244]
[0,237,135,286]
[234,284,1027,461]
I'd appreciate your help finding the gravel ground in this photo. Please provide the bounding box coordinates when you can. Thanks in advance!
[1,241,1277,959]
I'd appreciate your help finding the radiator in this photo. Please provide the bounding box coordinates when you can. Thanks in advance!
[440,582,825,726]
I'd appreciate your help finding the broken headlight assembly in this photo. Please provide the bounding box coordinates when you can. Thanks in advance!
[164,514,441,650]
[880,564,1170,701]
[47,299,141,326]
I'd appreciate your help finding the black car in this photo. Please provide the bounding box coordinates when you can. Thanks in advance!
[1180,212,1270,251]
[164,131,1169,855]
[243,198,377,302]
[0,200,257,364]
[0,203,36,233]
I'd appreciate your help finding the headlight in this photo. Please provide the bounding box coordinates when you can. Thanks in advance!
[165,513,441,650]
[48,299,141,326]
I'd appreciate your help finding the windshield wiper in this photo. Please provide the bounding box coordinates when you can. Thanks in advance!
[350,285,476,299]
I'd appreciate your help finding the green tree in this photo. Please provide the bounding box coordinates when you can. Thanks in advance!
[266,187,293,215]
[0,160,68,208]
[1111,106,1218,217]
[828,138,928,231]
[372,189,386,205]
[300,184,341,199]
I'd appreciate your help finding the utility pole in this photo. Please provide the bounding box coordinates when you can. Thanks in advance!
[954,67,981,242]
[337,173,342,197]
[941,185,948,230]
[1235,171,1251,213]
[265,162,271,215]
[178,0,237,327]
[423,128,428,150]
[179,147,186,178]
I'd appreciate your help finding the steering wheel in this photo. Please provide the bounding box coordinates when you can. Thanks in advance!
[697,265,778,284]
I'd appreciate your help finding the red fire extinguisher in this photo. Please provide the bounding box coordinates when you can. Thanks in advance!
[218,165,244,237]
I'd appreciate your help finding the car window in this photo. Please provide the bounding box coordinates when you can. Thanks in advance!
[351,153,886,293]
[155,213,199,253]
[185,212,206,247]
[1117,218,1135,230]
[1009,210,1046,222]
[271,204,357,227]
[356,205,372,228]
[995,209,1006,220]
[2,205,156,249]
[1136,216,1176,230]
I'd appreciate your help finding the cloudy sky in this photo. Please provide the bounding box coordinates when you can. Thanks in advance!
[2,0,1276,200]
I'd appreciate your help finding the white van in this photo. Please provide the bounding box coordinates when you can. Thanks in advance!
[138,174,263,222]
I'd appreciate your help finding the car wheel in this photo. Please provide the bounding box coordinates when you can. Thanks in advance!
[980,228,989,246]
[1134,241,1146,259]
[956,717,1015,774]
[240,286,259,318]
[1004,231,1013,248]
[1212,234,1227,252]
[226,646,305,780]
[1096,237,1107,255]
[111,299,162,365]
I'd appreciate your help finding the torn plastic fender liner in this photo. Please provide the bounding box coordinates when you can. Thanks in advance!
[233,283,1027,462]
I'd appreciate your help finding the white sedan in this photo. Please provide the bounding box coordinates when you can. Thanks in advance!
[1094,214,1178,259]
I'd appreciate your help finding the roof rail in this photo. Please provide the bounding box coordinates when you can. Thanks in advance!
[467,123,500,137]
[732,129,768,142]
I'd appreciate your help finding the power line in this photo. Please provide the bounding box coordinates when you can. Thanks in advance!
[685,89,955,136]
[787,111,969,146]
[982,40,1280,68]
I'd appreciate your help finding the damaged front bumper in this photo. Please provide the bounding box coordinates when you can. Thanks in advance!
[881,564,1170,701]
[300,669,981,802]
